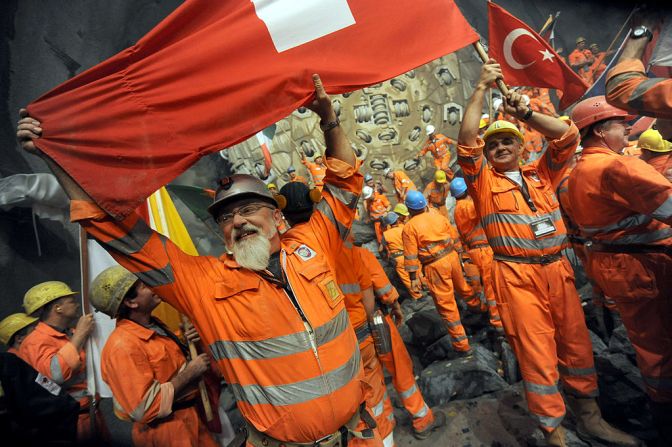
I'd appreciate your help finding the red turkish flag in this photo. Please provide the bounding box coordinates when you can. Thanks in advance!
[27,0,478,219]
[487,2,588,109]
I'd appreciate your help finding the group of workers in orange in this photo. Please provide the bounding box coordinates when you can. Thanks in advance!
[5,12,671,447]
[568,37,612,85]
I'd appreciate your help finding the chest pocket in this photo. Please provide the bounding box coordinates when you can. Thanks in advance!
[527,177,559,210]
[297,259,344,310]
[491,183,519,212]
[213,274,269,339]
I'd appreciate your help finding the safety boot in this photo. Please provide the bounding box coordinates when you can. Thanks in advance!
[413,409,446,440]
[544,426,568,447]
[566,396,641,446]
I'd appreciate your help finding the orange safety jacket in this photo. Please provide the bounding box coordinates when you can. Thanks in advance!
[301,159,327,187]
[423,181,448,207]
[644,153,672,181]
[456,122,580,259]
[72,158,367,443]
[355,247,399,306]
[381,224,404,259]
[367,192,390,221]
[19,322,88,404]
[453,197,489,250]
[337,240,373,333]
[289,174,309,184]
[569,48,594,76]
[556,171,581,238]
[392,171,416,201]
[402,209,458,272]
[419,134,453,162]
[568,146,672,246]
[606,59,672,119]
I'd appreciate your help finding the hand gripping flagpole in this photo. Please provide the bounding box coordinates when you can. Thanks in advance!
[181,315,215,422]
[473,40,511,97]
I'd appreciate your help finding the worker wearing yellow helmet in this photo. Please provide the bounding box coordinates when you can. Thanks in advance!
[423,170,450,218]
[19,281,102,441]
[90,265,217,446]
[267,183,278,193]
[0,312,37,355]
[392,203,409,222]
[638,128,672,180]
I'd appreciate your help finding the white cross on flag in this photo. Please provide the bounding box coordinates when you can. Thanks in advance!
[28,0,478,219]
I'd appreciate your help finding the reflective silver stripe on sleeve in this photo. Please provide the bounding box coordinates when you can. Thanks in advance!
[651,194,672,221]
[457,155,478,166]
[558,365,596,376]
[628,77,666,111]
[339,283,361,295]
[481,209,562,227]
[372,397,385,417]
[230,348,360,407]
[488,234,567,251]
[210,308,350,361]
[136,263,174,288]
[524,380,560,396]
[50,356,64,384]
[105,218,154,255]
[580,213,652,236]
[545,152,569,172]
[404,265,419,272]
[610,227,672,245]
[530,412,564,429]
[445,320,463,328]
[324,184,359,209]
[404,254,418,260]
[606,71,644,93]
[129,380,162,422]
[463,161,485,184]
[399,384,417,400]
[374,283,393,298]
[316,200,350,241]
[451,335,467,342]
[413,403,429,418]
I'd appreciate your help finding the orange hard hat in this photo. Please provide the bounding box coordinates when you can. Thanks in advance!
[571,96,632,131]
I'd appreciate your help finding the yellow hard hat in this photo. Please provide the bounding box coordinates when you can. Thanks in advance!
[267,183,277,190]
[479,119,488,129]
[434,170,447,183]
[639,129,671,153]
[393,203,409,216]
[23,281,78,316]
[0,313,38,345]
[90,266,138,318]
[483,120,524,143]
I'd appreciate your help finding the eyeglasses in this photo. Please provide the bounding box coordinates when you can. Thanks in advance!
[216,203,274,225]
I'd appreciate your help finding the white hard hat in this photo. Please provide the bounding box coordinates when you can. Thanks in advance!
[362,186,374,199]
[425,125,435,135]
[493,98,503,111]
[481,113,490,120]
[383,167,392,176]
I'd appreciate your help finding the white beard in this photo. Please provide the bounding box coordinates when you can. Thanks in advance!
[229,224,277,271]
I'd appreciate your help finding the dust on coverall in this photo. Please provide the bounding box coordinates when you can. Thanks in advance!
[301,159,326,190]
[335,241,393,447]
[423,181,449,218]
[19,321,106,442]
[606,59,672,119]
[453,196,503,332]
[381,223,422,300]
[402,209,476,352]
[72,158,379,445]
[355,247,435,433]
[419,134,455,176]
[392,171,416,203]
[457,122,597,432]
[568,146,672,402]
[101,318,217,447]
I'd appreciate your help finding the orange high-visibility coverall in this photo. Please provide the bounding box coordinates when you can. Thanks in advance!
[402,209,475,352]
[569,48,595,84]
[381,223,422,300]
[392,171,416,202]
[419,134,455,176]
[522,124,545,162]
[588,52,607,83]
[72,158,379,445]
[453,197,503,332]
[606,59,672,119]
[19,322,106,442]
[101,318,217,447]
[423,181,449,218]
[568,146,672,402]
[367,191,390,243]
[289,174,308,184]
[355,247,435,433]
[457,122,597,432]
[644,153,672,181]
[301,159,326,190]
[334,242,393,447]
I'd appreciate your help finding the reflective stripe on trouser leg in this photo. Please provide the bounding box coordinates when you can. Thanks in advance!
[492,260,566,431]
[589,252,672,402]
[360,339,396,442]
[394,257,422,300]
[469,246,503,330]
[379,315,434,432]
[424,256,470,352]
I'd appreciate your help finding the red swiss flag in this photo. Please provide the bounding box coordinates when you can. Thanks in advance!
[487,2,588,109]
[27,0,478,219]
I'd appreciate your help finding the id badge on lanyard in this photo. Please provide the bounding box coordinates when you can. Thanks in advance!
[530,217,557,239]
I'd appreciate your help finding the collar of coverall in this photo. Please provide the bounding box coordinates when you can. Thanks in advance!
[117,318,163,341]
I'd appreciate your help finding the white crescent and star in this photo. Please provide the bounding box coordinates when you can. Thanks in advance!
[503,28,555,69]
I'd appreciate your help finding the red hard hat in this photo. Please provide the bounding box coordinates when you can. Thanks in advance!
[571,96,632,130]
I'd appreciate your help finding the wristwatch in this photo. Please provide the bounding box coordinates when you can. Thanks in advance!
[631,26,653,42]
[320,117,340,133]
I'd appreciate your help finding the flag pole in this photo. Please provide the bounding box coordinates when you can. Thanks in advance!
[603,7,637,60]
[181,315,215,422]
[473,41,510,96]
[79,226,98,438]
